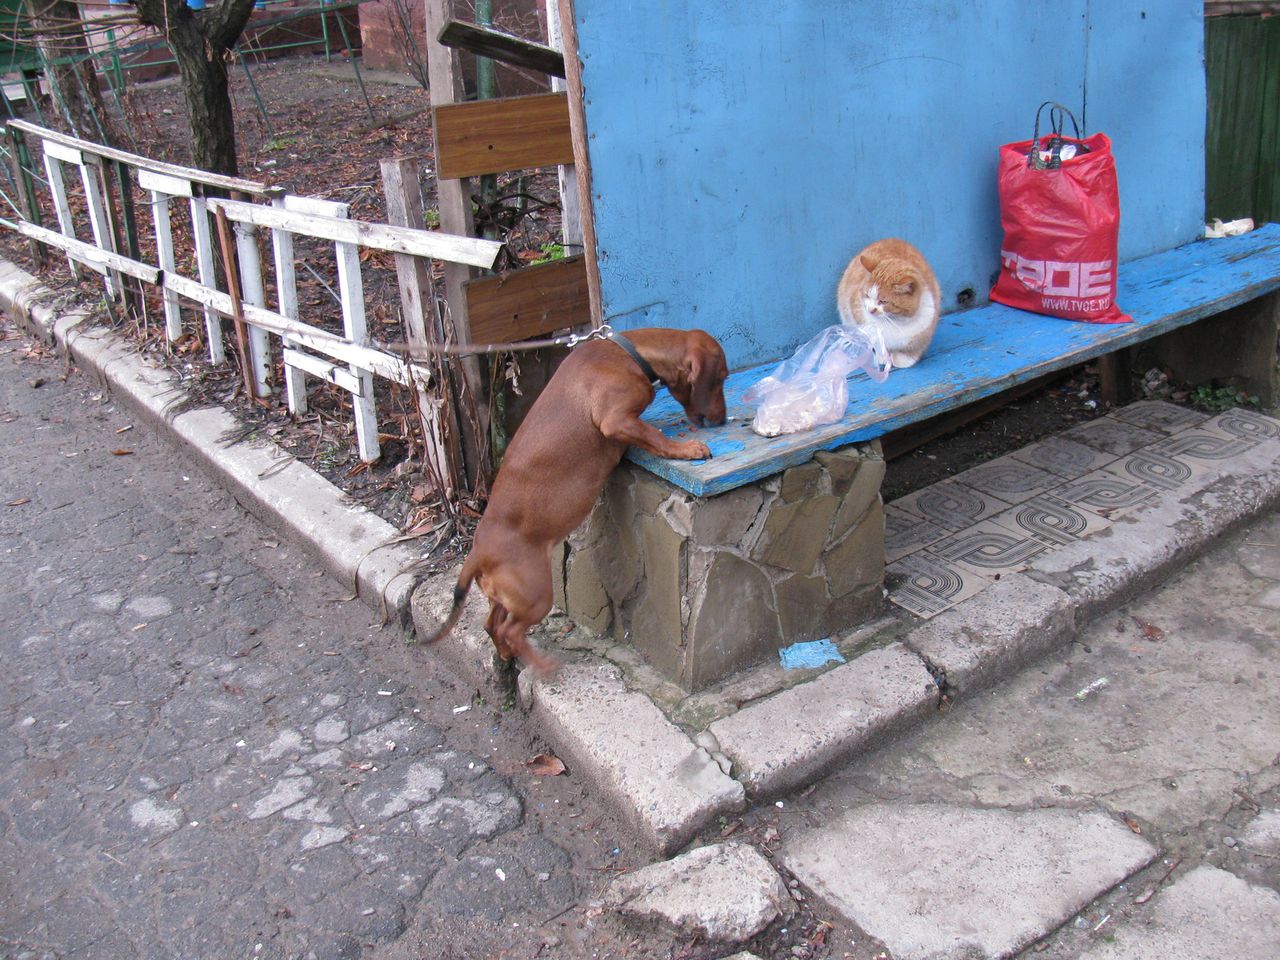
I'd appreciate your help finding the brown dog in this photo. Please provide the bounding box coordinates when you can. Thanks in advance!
[424,328,729,673]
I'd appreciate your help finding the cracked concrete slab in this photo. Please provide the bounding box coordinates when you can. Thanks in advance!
[1073,866,1280,959]
[782,803,1156,960]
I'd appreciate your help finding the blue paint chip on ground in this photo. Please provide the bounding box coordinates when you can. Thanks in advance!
[778,639,845,670]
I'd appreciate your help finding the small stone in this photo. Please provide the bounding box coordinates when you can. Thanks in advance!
[606,842,794,943]
[1223,836,1237,847]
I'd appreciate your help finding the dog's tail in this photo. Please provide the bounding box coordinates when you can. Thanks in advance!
[422,562,475,646]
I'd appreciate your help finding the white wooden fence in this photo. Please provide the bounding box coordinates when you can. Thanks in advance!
[0,119,501,465]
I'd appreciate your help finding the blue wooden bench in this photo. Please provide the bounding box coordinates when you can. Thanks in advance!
[630,223,1280,496]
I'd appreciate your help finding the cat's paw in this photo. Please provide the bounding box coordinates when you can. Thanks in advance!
[891,352,920,368]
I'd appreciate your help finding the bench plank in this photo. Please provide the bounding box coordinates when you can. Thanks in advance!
[628,224,1280,496]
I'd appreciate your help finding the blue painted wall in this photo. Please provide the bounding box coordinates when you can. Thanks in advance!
[571,0,1206,369]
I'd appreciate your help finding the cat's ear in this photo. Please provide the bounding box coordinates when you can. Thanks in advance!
[894,280,916,295]
[859,253,878,272]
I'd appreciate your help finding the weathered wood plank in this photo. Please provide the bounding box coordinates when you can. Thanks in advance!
[626,224,1280,497]
[2,216,159,283]
[425,0,489,490]
[433,92,574,180]
[162,272,418,385]
[206,197,501,269]
[554,0,603,323]
[9,118,267,196]
[464,255,589,342]
[437,20,566,77]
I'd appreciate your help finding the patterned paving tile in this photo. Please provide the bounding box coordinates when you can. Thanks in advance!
[1147,429,1261,469]
[1010,435,1116,480]
[924,519,1049,578]
[884,505,951,563]
[892,479,1011,532]
[1061,417,1164,457]
[989,493,1112,547]
[1103,445,1213,492]
[1050,468,1160,518]
[1110,400,1210,434]
[949,456,1061,505]
[1201,407,1280,442]
[886,551,991,620]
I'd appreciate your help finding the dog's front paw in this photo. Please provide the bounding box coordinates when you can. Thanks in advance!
[671,440,712,460]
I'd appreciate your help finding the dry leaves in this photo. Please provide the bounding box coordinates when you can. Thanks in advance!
[1131,616,1165,641]
[525,753,566,777]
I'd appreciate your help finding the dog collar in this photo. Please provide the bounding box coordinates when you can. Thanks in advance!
[608,332,661,387]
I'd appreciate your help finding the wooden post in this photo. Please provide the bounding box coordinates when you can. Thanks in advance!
[41,150,82,280]
[425,0,491,491]
[554,0,602,323]
[380,156,465,494]
[6,128,47,265]
[212,205,258,402]
[1098,349,1131,407]
[138,168,192,343]
[233,220,272,397]
[78,154,122,299]
[545,0,583,258]
[189,195,226,364]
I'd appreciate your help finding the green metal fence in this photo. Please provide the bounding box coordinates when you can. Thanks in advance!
[1205,11,1280,223]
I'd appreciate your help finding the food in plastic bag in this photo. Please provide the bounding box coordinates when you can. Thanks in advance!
[744,325,891,437]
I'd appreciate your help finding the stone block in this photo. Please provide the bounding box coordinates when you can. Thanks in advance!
[553,443,887,691]
[686,552,782,690]
[563,545,612,634]
[826,500,885,598]
[519,663,745,854]
[774,573,830,640]
[780,461,823,501]
[753,494,839,574]
[830,458,886,541]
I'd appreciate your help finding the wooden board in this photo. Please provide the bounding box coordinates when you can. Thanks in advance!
[437,20,566,77]
[625,224,1280,497]
[433,92,574,180]
[465,255,590,342]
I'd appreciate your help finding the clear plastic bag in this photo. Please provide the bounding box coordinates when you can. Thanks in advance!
[744,325,891,437]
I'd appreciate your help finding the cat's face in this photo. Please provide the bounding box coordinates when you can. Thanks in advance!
[860,257,922,318]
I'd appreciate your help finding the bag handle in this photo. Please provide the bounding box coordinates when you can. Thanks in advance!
[1029,101,1089,169]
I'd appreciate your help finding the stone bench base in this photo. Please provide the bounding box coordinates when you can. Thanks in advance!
[553,442,886,691]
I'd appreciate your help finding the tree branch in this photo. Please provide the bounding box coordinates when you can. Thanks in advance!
[204,0,259,51]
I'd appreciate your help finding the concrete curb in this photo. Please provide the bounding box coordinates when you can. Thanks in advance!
[0,262,422,626]
[518,662,746,856]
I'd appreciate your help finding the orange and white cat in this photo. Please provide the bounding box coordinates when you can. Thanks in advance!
[836,238,940,369]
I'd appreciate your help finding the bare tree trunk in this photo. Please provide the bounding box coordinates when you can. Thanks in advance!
[25,0,124,145]
[168,20,239,176]
[133,0,256,176]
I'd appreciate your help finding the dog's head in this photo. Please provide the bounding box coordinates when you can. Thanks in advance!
[670,331,728,428]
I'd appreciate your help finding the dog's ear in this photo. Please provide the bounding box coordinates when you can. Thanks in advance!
[687,345,725,417]
[686,350,710,410]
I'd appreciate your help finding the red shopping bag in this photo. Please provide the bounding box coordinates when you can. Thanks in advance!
[990,102,1131,324]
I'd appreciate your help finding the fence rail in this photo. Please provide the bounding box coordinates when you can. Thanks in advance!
[0,120,502,470]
